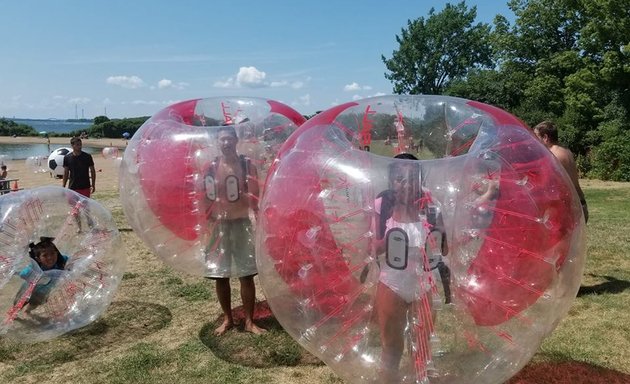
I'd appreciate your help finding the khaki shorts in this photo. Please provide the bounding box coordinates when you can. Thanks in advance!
[205,218,257,278]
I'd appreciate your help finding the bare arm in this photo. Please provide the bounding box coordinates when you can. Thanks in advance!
[90,165,96,193]
[373,210,386,255]
[552,146,589,222]
[247,162,259,217]
[62,167,69,188]
[436,213,449,256]
[553,148,586,203]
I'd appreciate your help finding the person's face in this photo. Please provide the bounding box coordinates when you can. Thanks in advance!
[36,246,58,270]
[218,131,238,155]
[533,129,548,146]
[72,140,83,151]
[392,165,419,204]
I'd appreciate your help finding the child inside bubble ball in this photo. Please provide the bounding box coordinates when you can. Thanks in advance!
[17,237,69,310]
[372,153,449,382]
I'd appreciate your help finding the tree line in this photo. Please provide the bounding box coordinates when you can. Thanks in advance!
[381,0,629,181]
[0,119,38,136]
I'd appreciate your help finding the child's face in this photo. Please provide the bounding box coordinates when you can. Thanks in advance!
[392,165,419,204]
[36,247,58,270]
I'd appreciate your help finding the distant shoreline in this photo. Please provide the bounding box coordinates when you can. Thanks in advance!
[0,136,128,149]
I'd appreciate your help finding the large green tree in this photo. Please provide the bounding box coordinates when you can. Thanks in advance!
[451,0,628,179]
[382,1,493,95]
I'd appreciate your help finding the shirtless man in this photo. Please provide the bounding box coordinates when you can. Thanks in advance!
[205,124,265,335]
[534,121,589,223]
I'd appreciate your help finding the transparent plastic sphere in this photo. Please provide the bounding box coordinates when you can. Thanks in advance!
[102,147,120,159]
[256,95,587,384]
[119,97,305,276]
[0,186,127,342]
[48,147,72,177]
[25,155,50,173]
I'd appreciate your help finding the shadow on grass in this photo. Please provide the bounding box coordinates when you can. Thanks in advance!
[578,274,630,296]
[0,300,172,368]
[508,361,630,384]
[199,300,322,368]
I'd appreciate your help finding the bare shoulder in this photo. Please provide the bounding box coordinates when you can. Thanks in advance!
[550,145,575,164]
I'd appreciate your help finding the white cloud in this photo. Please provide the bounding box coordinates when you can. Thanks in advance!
[270,80,304,89]
[214,67,266,88]
[236,66,267,88]
[157,79,172,88]
[350,92,385,101]
[300,94,311,105]
[130,100,162,105]
[270,80,288,88]
[157,78,188,90]
[214,66,307,89]
[106,75,146,89]
[343,82,373,92]
[214,77,235,88]
[269,80,289,88]
[292,94,311,107]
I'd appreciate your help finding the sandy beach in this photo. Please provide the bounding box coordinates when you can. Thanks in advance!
[0,136,124,192]
[0,135,128,149]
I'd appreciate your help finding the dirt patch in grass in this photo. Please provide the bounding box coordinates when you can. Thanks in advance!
[199,300,322,368]
[508,361,630,384]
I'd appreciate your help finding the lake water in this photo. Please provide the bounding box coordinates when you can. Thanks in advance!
[1,119,98,160]
[0,143,100,160]
[11,119,92,134]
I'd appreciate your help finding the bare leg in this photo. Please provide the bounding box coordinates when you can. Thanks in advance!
[240,276,266,334]
[214,278,235,335]
[376,282,409,382]
[437,262,452,304]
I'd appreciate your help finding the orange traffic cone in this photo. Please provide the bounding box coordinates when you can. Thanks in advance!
[11,180,18,191]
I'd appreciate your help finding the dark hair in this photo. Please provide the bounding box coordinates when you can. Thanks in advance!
[389,153,420,187]
[377,156,423,239]
[394,153,418,160]
[217,125,238,138]
[1,165,6,170]
[28,237,65,270]
[533,121,558,143]
[70,136,82,145]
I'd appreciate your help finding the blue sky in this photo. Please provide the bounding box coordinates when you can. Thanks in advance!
[0,1,514,119]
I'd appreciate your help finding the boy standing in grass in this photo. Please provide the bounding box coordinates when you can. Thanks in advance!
[204,124,265,335]
[534,121,588,223]
[62,137,96,198]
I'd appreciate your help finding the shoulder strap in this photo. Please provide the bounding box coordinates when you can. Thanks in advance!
[240,155,249,193]
[207,155,250,193]
[207,156,219,176]
[376,189,395,239]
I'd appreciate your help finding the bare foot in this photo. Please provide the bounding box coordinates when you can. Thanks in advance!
[214,319,235,336]
[244,321,266,335]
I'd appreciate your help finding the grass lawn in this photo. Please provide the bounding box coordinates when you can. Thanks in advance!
[0,180,628,383]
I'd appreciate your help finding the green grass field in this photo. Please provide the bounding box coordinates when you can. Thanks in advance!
[0,181,628,384]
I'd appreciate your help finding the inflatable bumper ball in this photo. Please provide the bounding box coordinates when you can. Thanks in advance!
[0,186,127,342]
[119,97,305,277]
[256,95,586,384]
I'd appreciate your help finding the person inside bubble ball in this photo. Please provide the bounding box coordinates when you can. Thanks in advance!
[372,153,449,381]
[17,237,69,311]
[204,124,266,335]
